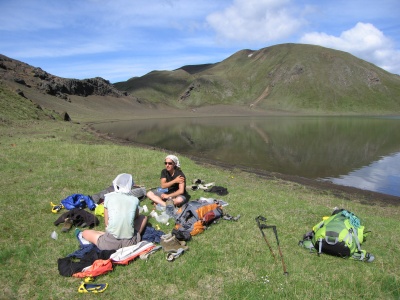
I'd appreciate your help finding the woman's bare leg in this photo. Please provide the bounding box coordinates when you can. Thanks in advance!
[146,190,165,206]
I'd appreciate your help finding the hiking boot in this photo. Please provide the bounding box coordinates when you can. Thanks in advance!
[161,233,187,245]
[61,218,73,232]
[165,198,175,217]
[161,235,188,252]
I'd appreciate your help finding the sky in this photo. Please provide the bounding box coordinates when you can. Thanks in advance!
[0,0,399,83]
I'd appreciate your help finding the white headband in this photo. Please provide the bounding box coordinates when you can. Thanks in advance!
[165,155,180,168]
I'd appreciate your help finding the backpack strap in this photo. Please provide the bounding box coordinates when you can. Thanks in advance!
[345,227,366,261]
[313,221,325,256]
[350,228,362,252]
[318,238,323,256]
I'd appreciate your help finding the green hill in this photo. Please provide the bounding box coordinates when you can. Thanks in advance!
[114,43,400,114]
[0,81,60,123]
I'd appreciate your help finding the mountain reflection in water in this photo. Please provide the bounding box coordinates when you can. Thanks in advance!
[92,116,400,197]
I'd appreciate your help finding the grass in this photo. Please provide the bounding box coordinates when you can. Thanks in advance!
[0,119,399,300]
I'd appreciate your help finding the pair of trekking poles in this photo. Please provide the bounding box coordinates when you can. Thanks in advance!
[255,216,288,276]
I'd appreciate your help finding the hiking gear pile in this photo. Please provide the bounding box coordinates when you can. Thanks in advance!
[171,199,225,241]
[53,177,236,291]
[299,208,374,262]
[58,241,157,278]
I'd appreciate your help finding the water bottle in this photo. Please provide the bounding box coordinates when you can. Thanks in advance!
[166,197,175,217]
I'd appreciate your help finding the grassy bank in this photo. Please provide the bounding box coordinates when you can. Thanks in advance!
[0,120,399,300]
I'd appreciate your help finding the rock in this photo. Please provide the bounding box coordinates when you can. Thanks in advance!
[62,112,71,122]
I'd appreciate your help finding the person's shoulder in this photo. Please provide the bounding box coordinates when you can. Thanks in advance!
[105,191,118,198]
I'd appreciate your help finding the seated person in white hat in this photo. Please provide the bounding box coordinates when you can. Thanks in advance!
[82,173,147,251]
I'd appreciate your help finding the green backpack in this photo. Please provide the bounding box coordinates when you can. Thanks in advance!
[299,209,374,262]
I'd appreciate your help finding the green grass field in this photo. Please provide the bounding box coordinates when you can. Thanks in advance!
[0,120,399,300]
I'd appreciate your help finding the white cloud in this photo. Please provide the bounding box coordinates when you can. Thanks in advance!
[207,0,305,44]
[300,22,400,74]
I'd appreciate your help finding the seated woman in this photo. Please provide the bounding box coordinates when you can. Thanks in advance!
[82,173,147,251]
[147,155,189,210]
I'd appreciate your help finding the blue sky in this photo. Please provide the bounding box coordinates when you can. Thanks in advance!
[1,0,399,83]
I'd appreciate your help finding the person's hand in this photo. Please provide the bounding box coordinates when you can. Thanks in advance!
[161,193,168,200]
[174,175,185,184]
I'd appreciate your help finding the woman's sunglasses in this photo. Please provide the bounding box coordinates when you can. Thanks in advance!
[164,161,174,165]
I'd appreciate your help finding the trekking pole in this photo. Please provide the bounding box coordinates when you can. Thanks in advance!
[270,225,288,276]
[255,216,276,260]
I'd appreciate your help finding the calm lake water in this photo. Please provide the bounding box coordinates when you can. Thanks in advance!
[92,116,400,197]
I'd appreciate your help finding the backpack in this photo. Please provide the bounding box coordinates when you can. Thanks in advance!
[172,200,224,240]
[299,209,374,262]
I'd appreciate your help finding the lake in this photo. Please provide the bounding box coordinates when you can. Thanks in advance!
[91,116,400,197]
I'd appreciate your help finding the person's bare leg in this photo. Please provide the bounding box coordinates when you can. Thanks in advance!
[134,215,148,234]
[147,191,166,206]
[82,229,104,245]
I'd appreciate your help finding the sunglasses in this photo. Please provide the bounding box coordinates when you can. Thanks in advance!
[164,161,174,165]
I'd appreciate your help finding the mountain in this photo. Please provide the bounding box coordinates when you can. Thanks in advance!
[0,54,155,122]
[114,43,400,114]
[2,43,400,122]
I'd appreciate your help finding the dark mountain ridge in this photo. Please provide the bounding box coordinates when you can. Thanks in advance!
[0,54,126,100]
[0,54,154,122]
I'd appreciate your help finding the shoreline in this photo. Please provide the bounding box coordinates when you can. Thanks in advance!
[83,122,399,207]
